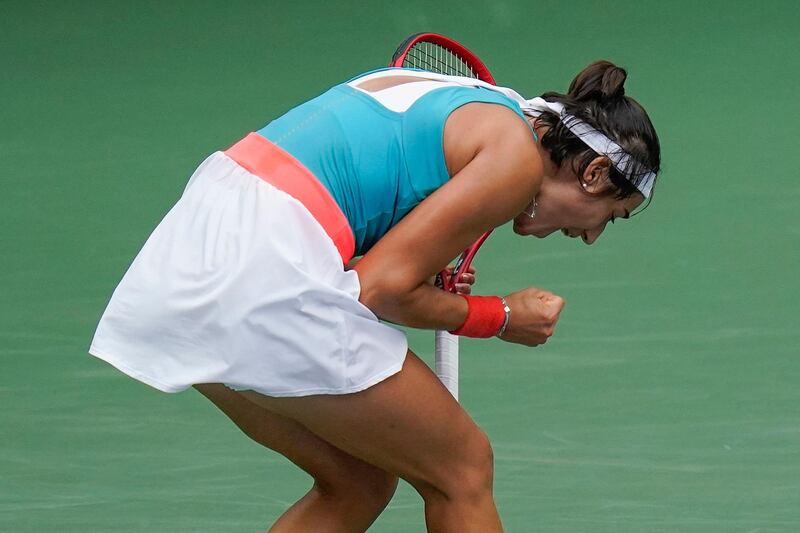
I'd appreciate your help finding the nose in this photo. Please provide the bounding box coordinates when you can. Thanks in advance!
[581,222,608,245]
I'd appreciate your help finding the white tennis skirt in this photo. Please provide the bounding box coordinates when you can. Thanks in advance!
[89,150,408,397]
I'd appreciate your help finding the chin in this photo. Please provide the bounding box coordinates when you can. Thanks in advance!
[513,219,555,238]
[512,218,531,236]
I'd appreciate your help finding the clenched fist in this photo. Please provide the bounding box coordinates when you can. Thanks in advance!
[499,288,566,346]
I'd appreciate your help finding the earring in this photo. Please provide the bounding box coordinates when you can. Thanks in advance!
[526,199,538,218]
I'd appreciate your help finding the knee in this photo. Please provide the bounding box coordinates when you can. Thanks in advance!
[352,468,399,511]
[418,428,495,504]
[452,429,495,501]
[316,465,399,512]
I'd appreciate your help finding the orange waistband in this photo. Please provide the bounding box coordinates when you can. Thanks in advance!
[225,133,355,264]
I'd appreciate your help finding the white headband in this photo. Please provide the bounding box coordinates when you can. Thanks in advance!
[386,68,658,198]
[522,97,656,198]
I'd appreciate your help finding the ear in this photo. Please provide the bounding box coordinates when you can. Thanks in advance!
[580,156,613,194]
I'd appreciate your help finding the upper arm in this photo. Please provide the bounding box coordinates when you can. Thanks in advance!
[355,105,543,305]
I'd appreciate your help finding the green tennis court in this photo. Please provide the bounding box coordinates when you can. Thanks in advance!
[2,1,798,531]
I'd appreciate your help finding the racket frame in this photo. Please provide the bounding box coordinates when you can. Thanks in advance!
[390,32,496,84]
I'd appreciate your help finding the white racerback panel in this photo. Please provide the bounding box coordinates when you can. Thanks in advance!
[348,69,468,113]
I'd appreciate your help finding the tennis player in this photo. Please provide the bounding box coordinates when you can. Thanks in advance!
[90,60,660,532]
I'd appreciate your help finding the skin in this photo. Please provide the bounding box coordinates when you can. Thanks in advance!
[196,77,647,532]
[511,123,645,245]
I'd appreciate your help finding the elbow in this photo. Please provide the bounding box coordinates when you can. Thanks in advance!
[355,270,415,321]
[356,276,382,313]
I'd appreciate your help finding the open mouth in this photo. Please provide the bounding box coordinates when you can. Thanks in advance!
[562,229,586,239]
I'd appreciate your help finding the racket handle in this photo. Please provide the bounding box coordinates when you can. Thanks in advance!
[434,330,459,401]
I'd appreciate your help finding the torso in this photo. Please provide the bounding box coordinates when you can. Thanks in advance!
[258,68,536,255]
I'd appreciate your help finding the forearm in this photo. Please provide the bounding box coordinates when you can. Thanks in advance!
[350,126,539,330]
[359,280,468,331]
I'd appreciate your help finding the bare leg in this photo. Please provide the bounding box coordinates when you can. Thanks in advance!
[195,383,397,532]
[240,351,503,533]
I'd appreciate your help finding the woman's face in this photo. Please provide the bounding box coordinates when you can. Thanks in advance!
[512,156,645,245]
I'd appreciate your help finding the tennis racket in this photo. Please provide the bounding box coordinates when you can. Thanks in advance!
[390,33,497,401]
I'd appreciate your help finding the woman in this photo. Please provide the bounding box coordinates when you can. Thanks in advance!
[90,59,660,531]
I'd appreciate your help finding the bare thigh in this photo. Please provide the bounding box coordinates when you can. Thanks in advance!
[240,350,490,494]
[194,383,394,492]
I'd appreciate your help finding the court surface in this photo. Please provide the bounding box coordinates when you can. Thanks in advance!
[2,1,798,531]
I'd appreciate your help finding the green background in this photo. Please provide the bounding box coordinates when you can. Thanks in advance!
[2,0,798,531]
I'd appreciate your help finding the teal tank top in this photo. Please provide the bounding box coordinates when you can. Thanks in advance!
[257,69,527,255]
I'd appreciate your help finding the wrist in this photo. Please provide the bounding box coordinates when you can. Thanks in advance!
[496,297,511,338]
[449,295,506,338]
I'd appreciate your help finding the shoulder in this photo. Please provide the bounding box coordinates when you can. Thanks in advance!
[444,102,542,181]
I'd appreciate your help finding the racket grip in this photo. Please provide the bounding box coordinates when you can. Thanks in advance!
[434,330,459,401]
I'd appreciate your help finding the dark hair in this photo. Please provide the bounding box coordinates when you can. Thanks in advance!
[534,60,661,199]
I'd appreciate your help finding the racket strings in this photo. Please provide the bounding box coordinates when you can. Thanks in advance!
[403,42,478,78]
